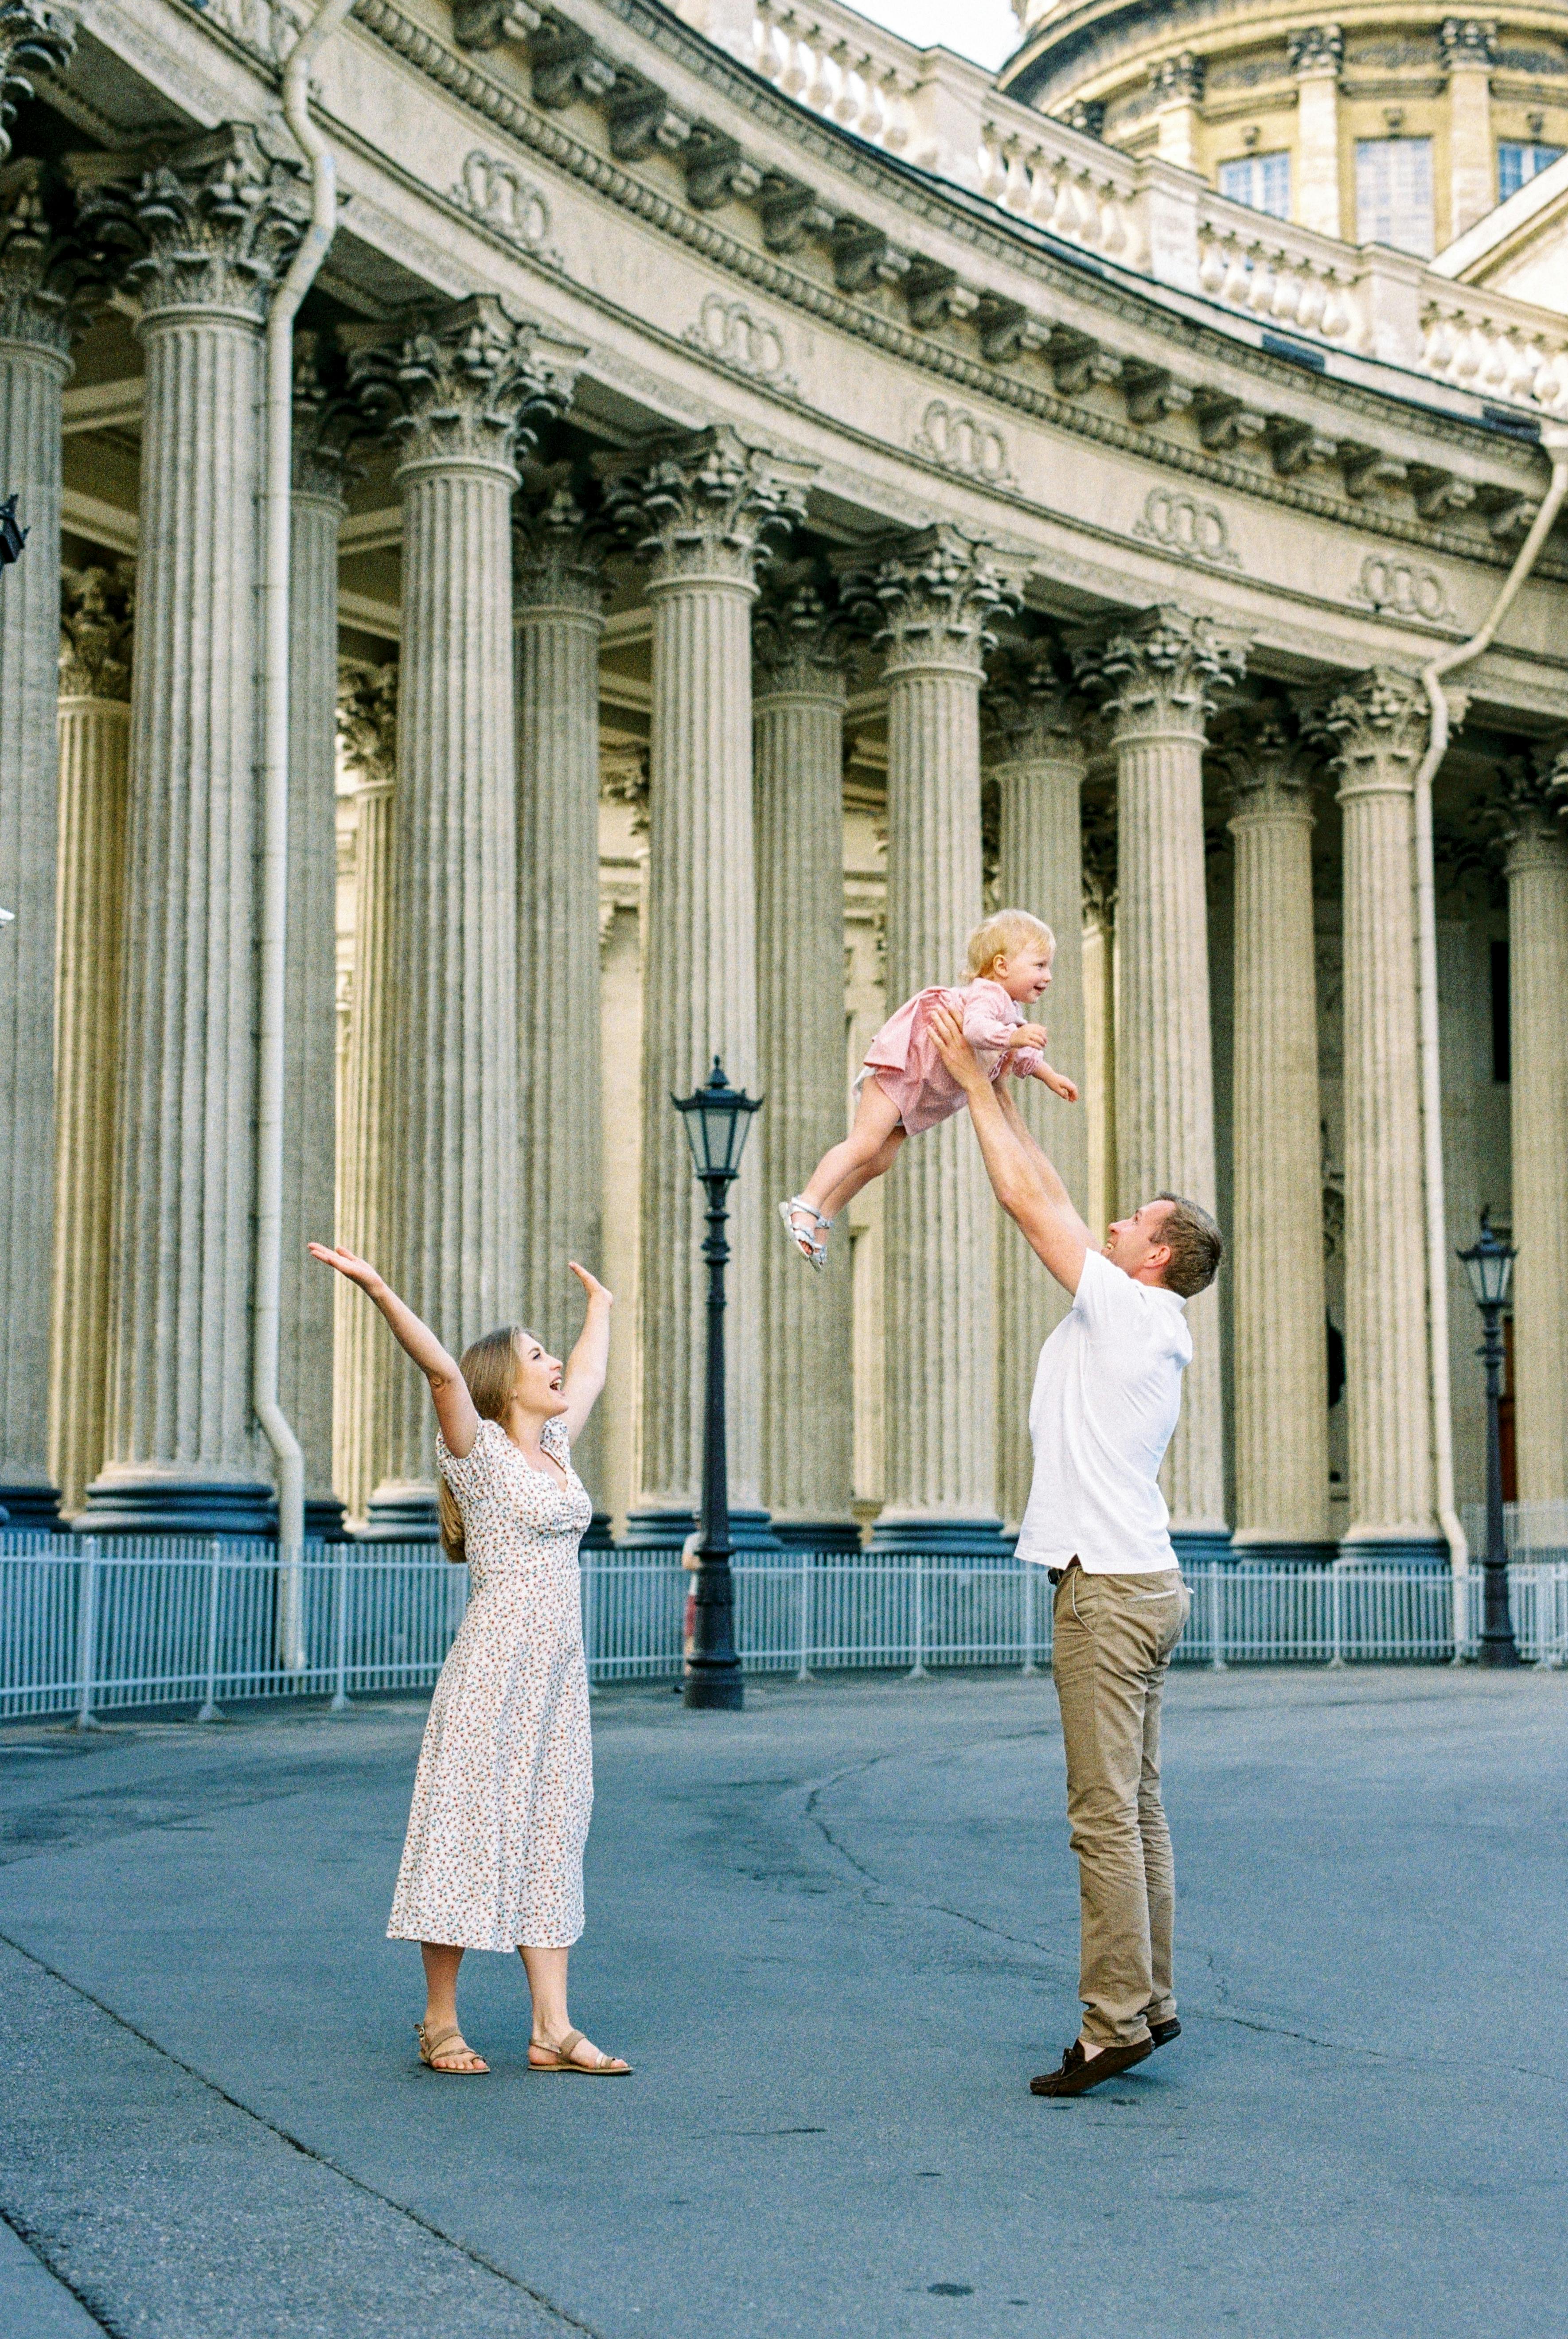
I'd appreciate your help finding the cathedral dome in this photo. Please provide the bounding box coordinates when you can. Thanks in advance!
[998,2,1568,253]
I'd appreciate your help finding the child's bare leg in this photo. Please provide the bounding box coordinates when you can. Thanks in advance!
[815,1127,905,1222]
[798,1083,904,1219]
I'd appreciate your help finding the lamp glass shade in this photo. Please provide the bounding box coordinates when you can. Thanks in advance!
[1458,1212,1514,1310]
[673,1057,762,1178]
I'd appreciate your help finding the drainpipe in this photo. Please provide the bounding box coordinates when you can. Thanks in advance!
[258,0,357,1667]
[1413,421,1568,1646]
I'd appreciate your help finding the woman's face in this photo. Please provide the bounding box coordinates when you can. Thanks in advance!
[511,1330,568,1418]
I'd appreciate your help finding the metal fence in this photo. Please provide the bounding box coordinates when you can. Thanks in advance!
[2,1531,1566,1723]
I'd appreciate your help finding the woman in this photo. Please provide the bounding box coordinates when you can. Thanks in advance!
[310,1243,629,2078]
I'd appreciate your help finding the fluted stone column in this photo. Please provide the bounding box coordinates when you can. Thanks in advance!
[332,660,398,1525]
[48,565,133,1520]
[606,427,808,1548]
[513,480,610,1535]
[983,643,1088,1532]
[0,136,91,1525]
[1074,607,1245,1563]
[753,574,856,1549]
[75,128,308,1533]
[1081,814,1119,1245]
[852,526,1015,1549]
[1225,706,1331,1560]
[1500,769,1568,1505]
[285,339,360,1539]
[1321,669,1442,1561]
[1287,27,1344,240]
[349,298,572,1534]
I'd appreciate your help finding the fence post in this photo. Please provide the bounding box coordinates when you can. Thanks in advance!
[1208,1562,1226,1672]
[1329,1559,1345,1668]
[1021,1562,1037,1677]
[796,1547,812,1682]
[74,1536,100,1730]
[196,1540,224,1722]
[329,1540,351,1713]
[907,1549,927,1680]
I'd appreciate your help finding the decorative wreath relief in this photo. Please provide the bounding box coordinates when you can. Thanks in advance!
[1352,552,1456,626]
[683,293,796,388]
[913,399,1012,484]
[1133,485,1242,569]
[452,151,563,265]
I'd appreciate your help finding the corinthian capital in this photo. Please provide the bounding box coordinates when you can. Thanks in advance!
[1217,699,1319,818]
[72,125,309,325]
[751,568,850,698]
[337,658,398,796]
[1071,604,1246,743]
[1494,756,1567,871]
[843,523,1020,679]
[512,475,611,616]
[1439,16,1497,70]
[291,331,370,503]
[1150,50,1205,102]
[0,157,105,355]
[1314,667,1428,797]
[0,3,74,166]
[604,424,811,589]
[59,560,133,699]
[983,637,1086,766]
[348,295,577,483]
[1286,23,1344,78]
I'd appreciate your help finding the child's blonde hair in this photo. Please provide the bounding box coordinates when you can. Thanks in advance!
[966,908,1056,980]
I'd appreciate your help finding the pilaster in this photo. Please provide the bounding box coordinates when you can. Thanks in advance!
[605,425,808,1548]
[753,571,856,1548]
[49,562,132,1520]
[983,640,1088,1533]
[1150,51,1204,173]
[1440,16,1498,242]
[848,525,1018,1549]
[1499,765,1568,1505]
[512,477,611,1533]
[1287,26,1344,240]
[1319,668,1442,1560]
[1073,604,1244,1563]
[75,128,310,1533]
[349,296,575,1534]
[1222,704,1331,1560]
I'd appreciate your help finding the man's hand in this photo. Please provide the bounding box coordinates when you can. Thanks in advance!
[929,1003,990,1097]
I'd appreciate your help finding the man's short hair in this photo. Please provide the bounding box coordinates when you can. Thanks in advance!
[1152,1193,1223,1297]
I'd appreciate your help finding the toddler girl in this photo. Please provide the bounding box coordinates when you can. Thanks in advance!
[780,907,1079,1268]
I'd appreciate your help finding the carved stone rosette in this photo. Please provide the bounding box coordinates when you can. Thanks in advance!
[1317,667,1440,1556]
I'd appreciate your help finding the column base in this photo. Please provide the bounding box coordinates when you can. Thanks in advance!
[868,1515,1010,1555]
[621,1507,780,1551]
[360,1483,440,1544]
[0,1481,62,1531]
[581,1511,615,1552]
[1170,1528,1234,1568]
[768,1519,863,1553]
[306,1494,348,1543]
[1338,1533,1450,1569]
[1229,1537,1339,1568]
[79,1474,277,1538]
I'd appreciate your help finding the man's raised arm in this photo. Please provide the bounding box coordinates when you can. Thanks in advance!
[928,1006,1093,1296]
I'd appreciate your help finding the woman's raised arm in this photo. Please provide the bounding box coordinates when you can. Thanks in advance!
[308,1245,480,1458]
[560,1261,613,1443]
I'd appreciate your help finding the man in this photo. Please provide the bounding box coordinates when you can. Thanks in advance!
[929,1006,1222,2100]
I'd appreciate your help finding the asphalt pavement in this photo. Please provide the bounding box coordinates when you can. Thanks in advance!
[0,1662,1564,2339]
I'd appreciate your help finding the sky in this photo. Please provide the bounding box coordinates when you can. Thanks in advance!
[847,0,1024,72]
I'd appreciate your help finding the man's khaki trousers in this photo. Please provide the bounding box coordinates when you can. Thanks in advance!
[1050,1564,1191,2048]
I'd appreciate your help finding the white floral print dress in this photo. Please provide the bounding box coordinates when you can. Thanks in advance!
[387,1415,594,1952]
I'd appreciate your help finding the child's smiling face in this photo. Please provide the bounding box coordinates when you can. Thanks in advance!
[994,941,1055,1004]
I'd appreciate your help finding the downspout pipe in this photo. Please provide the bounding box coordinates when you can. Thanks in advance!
[257,0,357,1665]
[1413,421,1568,1636]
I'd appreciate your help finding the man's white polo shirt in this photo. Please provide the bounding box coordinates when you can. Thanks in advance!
[1014,1247,1191,1576]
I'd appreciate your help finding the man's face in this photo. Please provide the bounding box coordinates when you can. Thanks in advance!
[1104,1197,1175,1283]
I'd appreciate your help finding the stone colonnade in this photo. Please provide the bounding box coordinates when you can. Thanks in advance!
[1502,769,1568,1506]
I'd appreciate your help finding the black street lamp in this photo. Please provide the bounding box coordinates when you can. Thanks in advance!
[0,497,28,569]
[672,1056,763,1711]
[1458,1209,1521,1668]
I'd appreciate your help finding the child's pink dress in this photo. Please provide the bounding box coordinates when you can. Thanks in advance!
[858,979,1045,1135]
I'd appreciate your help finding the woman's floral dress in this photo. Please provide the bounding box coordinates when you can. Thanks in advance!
[387,1415,593,1951]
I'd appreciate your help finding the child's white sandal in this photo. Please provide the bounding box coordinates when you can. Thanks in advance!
[779,1197,830,1271]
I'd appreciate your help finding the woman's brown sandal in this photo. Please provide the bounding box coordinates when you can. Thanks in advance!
[416,2021,489,2074]
[528,2027,631,2076]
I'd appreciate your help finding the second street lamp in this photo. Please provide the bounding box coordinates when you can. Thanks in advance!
[1457,1209,1521,1668]
[673,1057,763,1711]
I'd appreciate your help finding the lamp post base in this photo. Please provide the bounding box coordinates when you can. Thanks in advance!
[683,1664,744,1710]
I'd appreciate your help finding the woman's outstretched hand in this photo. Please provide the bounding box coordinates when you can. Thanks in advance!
[568,1261,613,1308]
[308,1242,385,1297]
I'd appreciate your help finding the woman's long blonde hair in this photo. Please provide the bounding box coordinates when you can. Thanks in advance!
[439,1325,527,1563]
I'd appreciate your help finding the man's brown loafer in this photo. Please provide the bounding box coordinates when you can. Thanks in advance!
[1149,2018,1180,2049]
[1030,2038,1154,2097]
